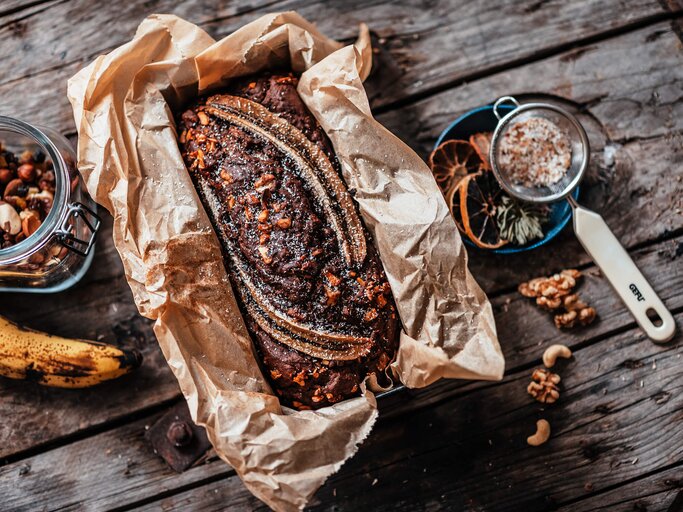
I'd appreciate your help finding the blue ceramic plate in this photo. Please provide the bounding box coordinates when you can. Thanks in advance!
[434,104,578,254]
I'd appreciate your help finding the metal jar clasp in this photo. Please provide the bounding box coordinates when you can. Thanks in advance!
[55,202,101,257]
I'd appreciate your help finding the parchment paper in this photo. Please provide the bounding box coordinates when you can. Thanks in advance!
[68,12,504,511]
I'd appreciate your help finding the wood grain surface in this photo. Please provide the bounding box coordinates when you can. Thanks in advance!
[0,1,681,511]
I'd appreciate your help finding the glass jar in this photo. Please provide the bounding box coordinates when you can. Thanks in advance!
[0,116,100,292]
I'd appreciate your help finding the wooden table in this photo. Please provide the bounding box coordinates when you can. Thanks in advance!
[1,1,682,510]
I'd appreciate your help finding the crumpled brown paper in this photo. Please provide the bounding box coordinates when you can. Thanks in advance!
[67,12,504,511]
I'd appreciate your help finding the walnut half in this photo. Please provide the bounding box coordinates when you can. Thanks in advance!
[527,368,561,404]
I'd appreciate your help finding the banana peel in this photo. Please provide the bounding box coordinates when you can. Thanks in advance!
[0,316,142,388]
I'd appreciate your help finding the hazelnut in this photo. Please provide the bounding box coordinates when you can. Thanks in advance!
[38,170,55,191]
[18,150,34,164]
[0,202,22,235]
[21,214,41,238]
[0,169,14,185]
[4,179,28,198]
[17,164,36,183]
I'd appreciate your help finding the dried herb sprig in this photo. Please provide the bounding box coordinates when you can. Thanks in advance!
[496,195,548,246]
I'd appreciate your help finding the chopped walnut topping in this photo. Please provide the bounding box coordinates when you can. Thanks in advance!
[276,217,292,229]
[258,209,269,223]
[376,294,388,308]
[195,132,207,143]
[325,287,341,306]
[258,245,272,264]
[254,173,276,192]
[244,208,253,220]
[246,192,260,205]
[197,111,210,125]
[311,248,323,257]
[226,195,236,210]
[179,130,187,144]
[259,233,270,244]
[292,401,311,410]
[311,395,324,403]
[527,368,561,404]
[194,149,206,169]
[364,308,378,322]
[220,168,234,183]
[270,369,282,380]
[325,272,341,287]
[292,371,306,387]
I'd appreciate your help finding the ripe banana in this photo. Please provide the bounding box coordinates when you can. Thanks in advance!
[0,316,142,388]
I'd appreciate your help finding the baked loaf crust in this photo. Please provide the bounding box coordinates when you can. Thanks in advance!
[178,74,399,409]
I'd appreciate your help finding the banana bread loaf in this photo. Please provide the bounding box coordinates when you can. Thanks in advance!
[177,73,399,409]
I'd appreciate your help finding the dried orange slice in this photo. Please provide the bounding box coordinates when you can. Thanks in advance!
[459,171,507,249]
[469,132,493,170]
[446,179,466,233]
[428,140,482,195]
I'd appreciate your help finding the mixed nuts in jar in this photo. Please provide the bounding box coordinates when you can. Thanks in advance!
[0,143,55,247]
[0,116,100,293]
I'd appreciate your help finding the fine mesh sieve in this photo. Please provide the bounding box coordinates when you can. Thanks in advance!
[490,96,588,203]
[488,96,675,343]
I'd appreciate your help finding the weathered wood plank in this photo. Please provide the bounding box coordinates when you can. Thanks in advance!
[0,0,677,133]
[107,314,683,511]
[0,411,232,512]
[556,465,682,512]
[376,22,683,292]
[0,0,61,19]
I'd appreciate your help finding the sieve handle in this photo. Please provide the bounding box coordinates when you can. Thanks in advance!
[570,200,676,343]
[493,96,520,120]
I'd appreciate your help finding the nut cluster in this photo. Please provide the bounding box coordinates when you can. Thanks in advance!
[519,269,597,329]
[526,343,574,446]
[0,144,55,248]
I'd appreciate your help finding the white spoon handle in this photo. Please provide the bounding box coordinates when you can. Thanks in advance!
[570,201,676,343]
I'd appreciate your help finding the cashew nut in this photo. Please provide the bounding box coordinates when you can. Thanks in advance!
[527,419,551,446]
[0,202,21,235]
[543,344,572,368]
